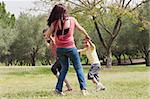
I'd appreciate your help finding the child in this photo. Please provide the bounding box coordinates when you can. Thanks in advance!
[43,29,72,92]
[78,39,105,91]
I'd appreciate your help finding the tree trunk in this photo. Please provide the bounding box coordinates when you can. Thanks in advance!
[129,56,133,64]
[31,56,35,66]
[85,57,89,65]
[31,47,39,66]
[145,50,150,66]
[117,56,121,65]
[114,55,121,65]
[123,54,126,63]
[147,0,150,66]
[106,48,112,68]
[31,52,36,66]
[146,32,150,66]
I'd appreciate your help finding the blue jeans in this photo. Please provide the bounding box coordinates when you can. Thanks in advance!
[56,48,86,92]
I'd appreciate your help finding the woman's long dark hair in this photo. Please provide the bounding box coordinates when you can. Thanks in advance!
[47,4,68,27]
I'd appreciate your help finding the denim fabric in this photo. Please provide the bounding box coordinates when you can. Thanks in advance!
[87,63,100,82]
[55,48,86,92]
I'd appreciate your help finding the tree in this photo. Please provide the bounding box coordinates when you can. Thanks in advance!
[67,0,150,68]
[35,0,150,67]
[121,2,150,66]
[0,2,16,65]
[10,14,47,66]
[115,2,150,66]
[0,2,15,28]
[139,2,150,66]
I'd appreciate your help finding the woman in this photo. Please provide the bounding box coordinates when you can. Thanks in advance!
[46,4,90,96]
[43,29,72,91]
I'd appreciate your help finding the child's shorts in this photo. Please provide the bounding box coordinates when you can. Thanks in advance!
[51,59,61,75]
[87,63,100,82]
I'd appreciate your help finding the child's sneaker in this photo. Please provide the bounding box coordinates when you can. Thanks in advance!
[96,84,106,91]
[65,88,73,91]
[81,89,89,96]
[55,89,66,96]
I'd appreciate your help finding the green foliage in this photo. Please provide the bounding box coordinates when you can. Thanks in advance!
[0,2,16,64]
[0,27,17,55]
[0,2,15,28]
[9,14,47,65]
[115,2,149,61]
[1,0,149,66]
[73,13,94,48]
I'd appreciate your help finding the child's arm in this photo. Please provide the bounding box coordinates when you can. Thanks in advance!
[44,41,51,50]
[78,48,87,55]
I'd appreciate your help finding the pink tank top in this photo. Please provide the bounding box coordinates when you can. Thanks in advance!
[53,17,76,48]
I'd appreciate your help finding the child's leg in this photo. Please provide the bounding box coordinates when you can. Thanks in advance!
[92,77,99,84]
[91,74,104,87]
[64,79,72,91]
[51,59,72,91]
[88,63,105,91]
[51,60,60,75]
[88,63,100,84]
[94,74,105,91]
[56,74,72,91]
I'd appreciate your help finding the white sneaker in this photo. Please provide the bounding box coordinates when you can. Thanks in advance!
[55,89,66,96]
[81,89,89,96]
[96,84,106,91]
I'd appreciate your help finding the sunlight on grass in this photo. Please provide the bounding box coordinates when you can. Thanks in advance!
[0,65,149,99]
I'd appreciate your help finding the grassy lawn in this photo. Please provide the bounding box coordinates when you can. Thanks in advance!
[0,65,149,99]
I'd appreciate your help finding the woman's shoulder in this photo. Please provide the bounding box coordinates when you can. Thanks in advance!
[68,16,76,21]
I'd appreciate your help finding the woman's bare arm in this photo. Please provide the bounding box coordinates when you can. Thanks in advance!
[74,18,90,39]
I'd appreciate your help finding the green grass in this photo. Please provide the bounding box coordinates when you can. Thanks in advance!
[0,65,150,99]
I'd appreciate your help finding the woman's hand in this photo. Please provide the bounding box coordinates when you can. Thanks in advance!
[85,35,91,41]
